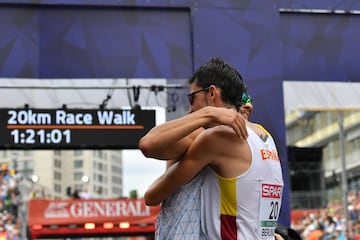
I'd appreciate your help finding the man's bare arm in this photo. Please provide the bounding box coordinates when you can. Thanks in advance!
[138,106,247,160]
[144,150,207,206]
[144,129,218,206]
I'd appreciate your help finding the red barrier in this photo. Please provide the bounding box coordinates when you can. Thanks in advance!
[28,198,160,239]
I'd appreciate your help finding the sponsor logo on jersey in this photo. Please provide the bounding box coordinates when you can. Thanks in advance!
[261,184,282,198]
[260,149,279,162]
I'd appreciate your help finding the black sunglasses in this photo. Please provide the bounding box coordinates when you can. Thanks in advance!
[187,87,210,105]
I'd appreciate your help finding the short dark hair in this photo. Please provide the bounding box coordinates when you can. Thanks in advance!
[188,57,245,111]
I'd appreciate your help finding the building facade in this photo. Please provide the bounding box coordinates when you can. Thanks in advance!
[0,149,123,199]
[286,110,360,208]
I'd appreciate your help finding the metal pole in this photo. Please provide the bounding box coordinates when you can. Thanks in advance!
[338,111,348,230]
[0,84,186,90]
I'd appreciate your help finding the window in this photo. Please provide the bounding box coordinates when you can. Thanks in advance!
[75,184,83,191]
[54,171,61,180]
[111,166,122,174]
[74,149,83,156]
[54,184,61,193]
[24,160,34,170]
[0,151,7,158]
[112,176,121,183]
[24,151,33,157]
[74,160,83,168]
[74,172,83,181]
[54,159,61,168]
[96,151,106,159]
[112,187,122,195]
[98,174,103,183]
[98,162,103,171]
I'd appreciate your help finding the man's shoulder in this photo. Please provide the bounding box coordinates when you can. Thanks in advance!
[200,125,238,141]
[193,126,245,153]
[247,122,273,139]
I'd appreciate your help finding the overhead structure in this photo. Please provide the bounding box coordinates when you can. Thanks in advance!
[283,81,360,112]
[0,78,186,110]
[283,81,360,230]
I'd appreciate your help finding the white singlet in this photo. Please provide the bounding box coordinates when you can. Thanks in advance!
[200,126,284,239]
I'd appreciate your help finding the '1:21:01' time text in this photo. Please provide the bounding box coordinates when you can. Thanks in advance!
[10,129,71,144]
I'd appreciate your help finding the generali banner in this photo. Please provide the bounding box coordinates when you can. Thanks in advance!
[28,198,160,226]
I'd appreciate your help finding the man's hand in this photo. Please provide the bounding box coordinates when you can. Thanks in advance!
[274,233,286,240]
[205,106,248,139]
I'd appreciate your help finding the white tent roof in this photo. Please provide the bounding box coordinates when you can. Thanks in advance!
[283,81,360,112]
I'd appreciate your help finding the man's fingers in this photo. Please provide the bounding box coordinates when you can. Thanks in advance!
[214,107,248,139]
[239,114,248,139]
[232,112,247,139]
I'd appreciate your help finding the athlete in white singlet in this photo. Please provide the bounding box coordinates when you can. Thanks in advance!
[200,123,283,239]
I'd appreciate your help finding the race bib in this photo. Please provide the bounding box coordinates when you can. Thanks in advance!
[258,183,283,238]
